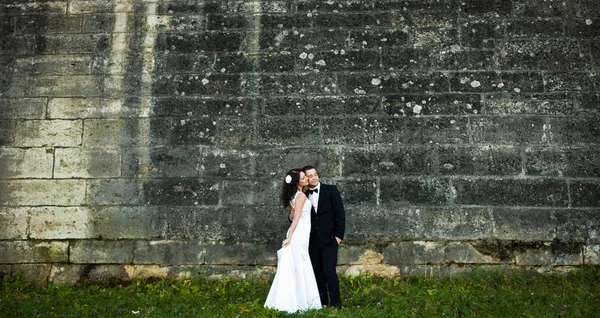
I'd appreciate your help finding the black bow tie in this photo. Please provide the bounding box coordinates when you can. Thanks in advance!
[307,188,318,195]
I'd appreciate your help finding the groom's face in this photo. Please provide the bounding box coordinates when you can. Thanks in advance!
[304,168,319,188]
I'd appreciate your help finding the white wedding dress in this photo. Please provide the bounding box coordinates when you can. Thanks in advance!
[264,191,322,313]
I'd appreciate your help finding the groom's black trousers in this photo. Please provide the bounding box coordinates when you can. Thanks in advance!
[309,244,341,307]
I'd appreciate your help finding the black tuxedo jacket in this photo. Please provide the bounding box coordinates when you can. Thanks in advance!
[307,183,346,248]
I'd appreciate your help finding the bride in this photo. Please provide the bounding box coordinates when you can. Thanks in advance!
[264,169,322,312]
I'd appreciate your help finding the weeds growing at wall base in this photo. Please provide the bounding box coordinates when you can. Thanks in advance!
[1,266,599,317]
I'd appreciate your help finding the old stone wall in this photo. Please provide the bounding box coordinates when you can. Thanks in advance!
[0,0,599,285]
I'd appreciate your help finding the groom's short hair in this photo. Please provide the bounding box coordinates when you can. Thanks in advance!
[301,165,316,173]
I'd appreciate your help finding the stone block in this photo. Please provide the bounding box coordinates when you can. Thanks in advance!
[338,245,369,265]
[14,120,82,147]
[423,207,493,240]
[525,147,600,177]
[504,21,564,39]
[566,19,600,38]
[335,179,377,205]
[0,180,86,206]
[200,148,254,179]
[160,15,206,32]
[493,208,556,241]
[0,2,67,15]
[123,146,200,178]
[450,71,544,93]
[400,117,469,144]
[0,98,46,119]
[383,241,446,265]
[29,207,92,239]
[230,205,290,243]
[348,29,409,48]
[205,242,274,265]
[497,40,590,71]
[296,50,380,72]
[264,96,380,117]
[460,0,512,17]
[153,74,242,96]
[55,148,121,178]
[85,265,130,282]
[340,72,449,95]
[470,116,545,144]
[0,265,10,275]
[0,147,53,178]
[0,241,68,263]
[93,206,163,239]
[83,119,152,147]
[382,94,481,116]
[12,264,51,286]
[86,179,141,205]
[516,247,582,266]
[437,145,521,176]
[256,117,321,146]
[0,36,36,57]
[256,73,337,96]
[69,1,133,14]
[259,29,348,51]
[482,94,578,115]
[163,206,233,240]
[215,117,255,147]
[153,97,258,118]
[445,242,503,264]
[49,264,85,285]
[570,180,600,207]
[14,55,94,76]
[315,12,391,28]
[454,178,569,207]
[379,178,449,206]
[156,32,244,52]
[134,240,206,265]
[143,179,219,206]
[155,53,214,74]
[584,245,600,265]
[550,116,600,145]
[554,209,600,244]
[48,98,149,119]
[322,117,397,145]
[30,74,105,96]
[0,208,28,239]
[70,240,135,264]
[222,180,262,206]
[342,146,435,177]
[513,1,576,17]
[0,120,15,145]
[348,206,423,242]
[545,72,597,92]
[15,15,82,35]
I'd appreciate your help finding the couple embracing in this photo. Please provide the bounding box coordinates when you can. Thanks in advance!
[264,165,346,313]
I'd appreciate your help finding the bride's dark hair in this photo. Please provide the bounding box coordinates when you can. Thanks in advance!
[280,169,301,209]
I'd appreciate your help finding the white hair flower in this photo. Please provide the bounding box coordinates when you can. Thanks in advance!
[285,175,292,184]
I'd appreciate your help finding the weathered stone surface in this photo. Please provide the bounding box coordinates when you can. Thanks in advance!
[12,264,51,286]
[347,205,423,242]
[525,147,600,177]
[437,145,521,176]
[86,179,141,205]
[445,242,503,264]
[134,240,206,265]
[14,120,82,147]
[0,241,68,263]
[493,208,555,241]
[379,178,450,206]
[0,208,28,239]
[383,242,446,265]
[29,207,92,239]
[205,242,276,265]
[516,246,582,266]
[143,179,219,206]
[48,98,149,119]
[163,206,235,241]
[85,265,130,282]
[49,264,85,285]
[253,147,341,178]
[0,180,86,206]
[342,146,436,177]
[70,240,135,264]
[0,147,53,178]
[454,178,569,207]
[584,245,600,265]
[93,206,163,239]
[470,116,546,144]
[55,148,121,178]
[0,98,46,119]
[424,207,493,240]
[570,180,600,207]
[345,250,400,277]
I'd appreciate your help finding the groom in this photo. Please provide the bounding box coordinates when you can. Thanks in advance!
[302,165,345,308]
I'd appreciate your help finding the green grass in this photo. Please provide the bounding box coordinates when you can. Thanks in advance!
[1,266,599,317]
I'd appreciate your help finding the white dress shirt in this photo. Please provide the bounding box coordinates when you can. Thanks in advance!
[308,182,320,213]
